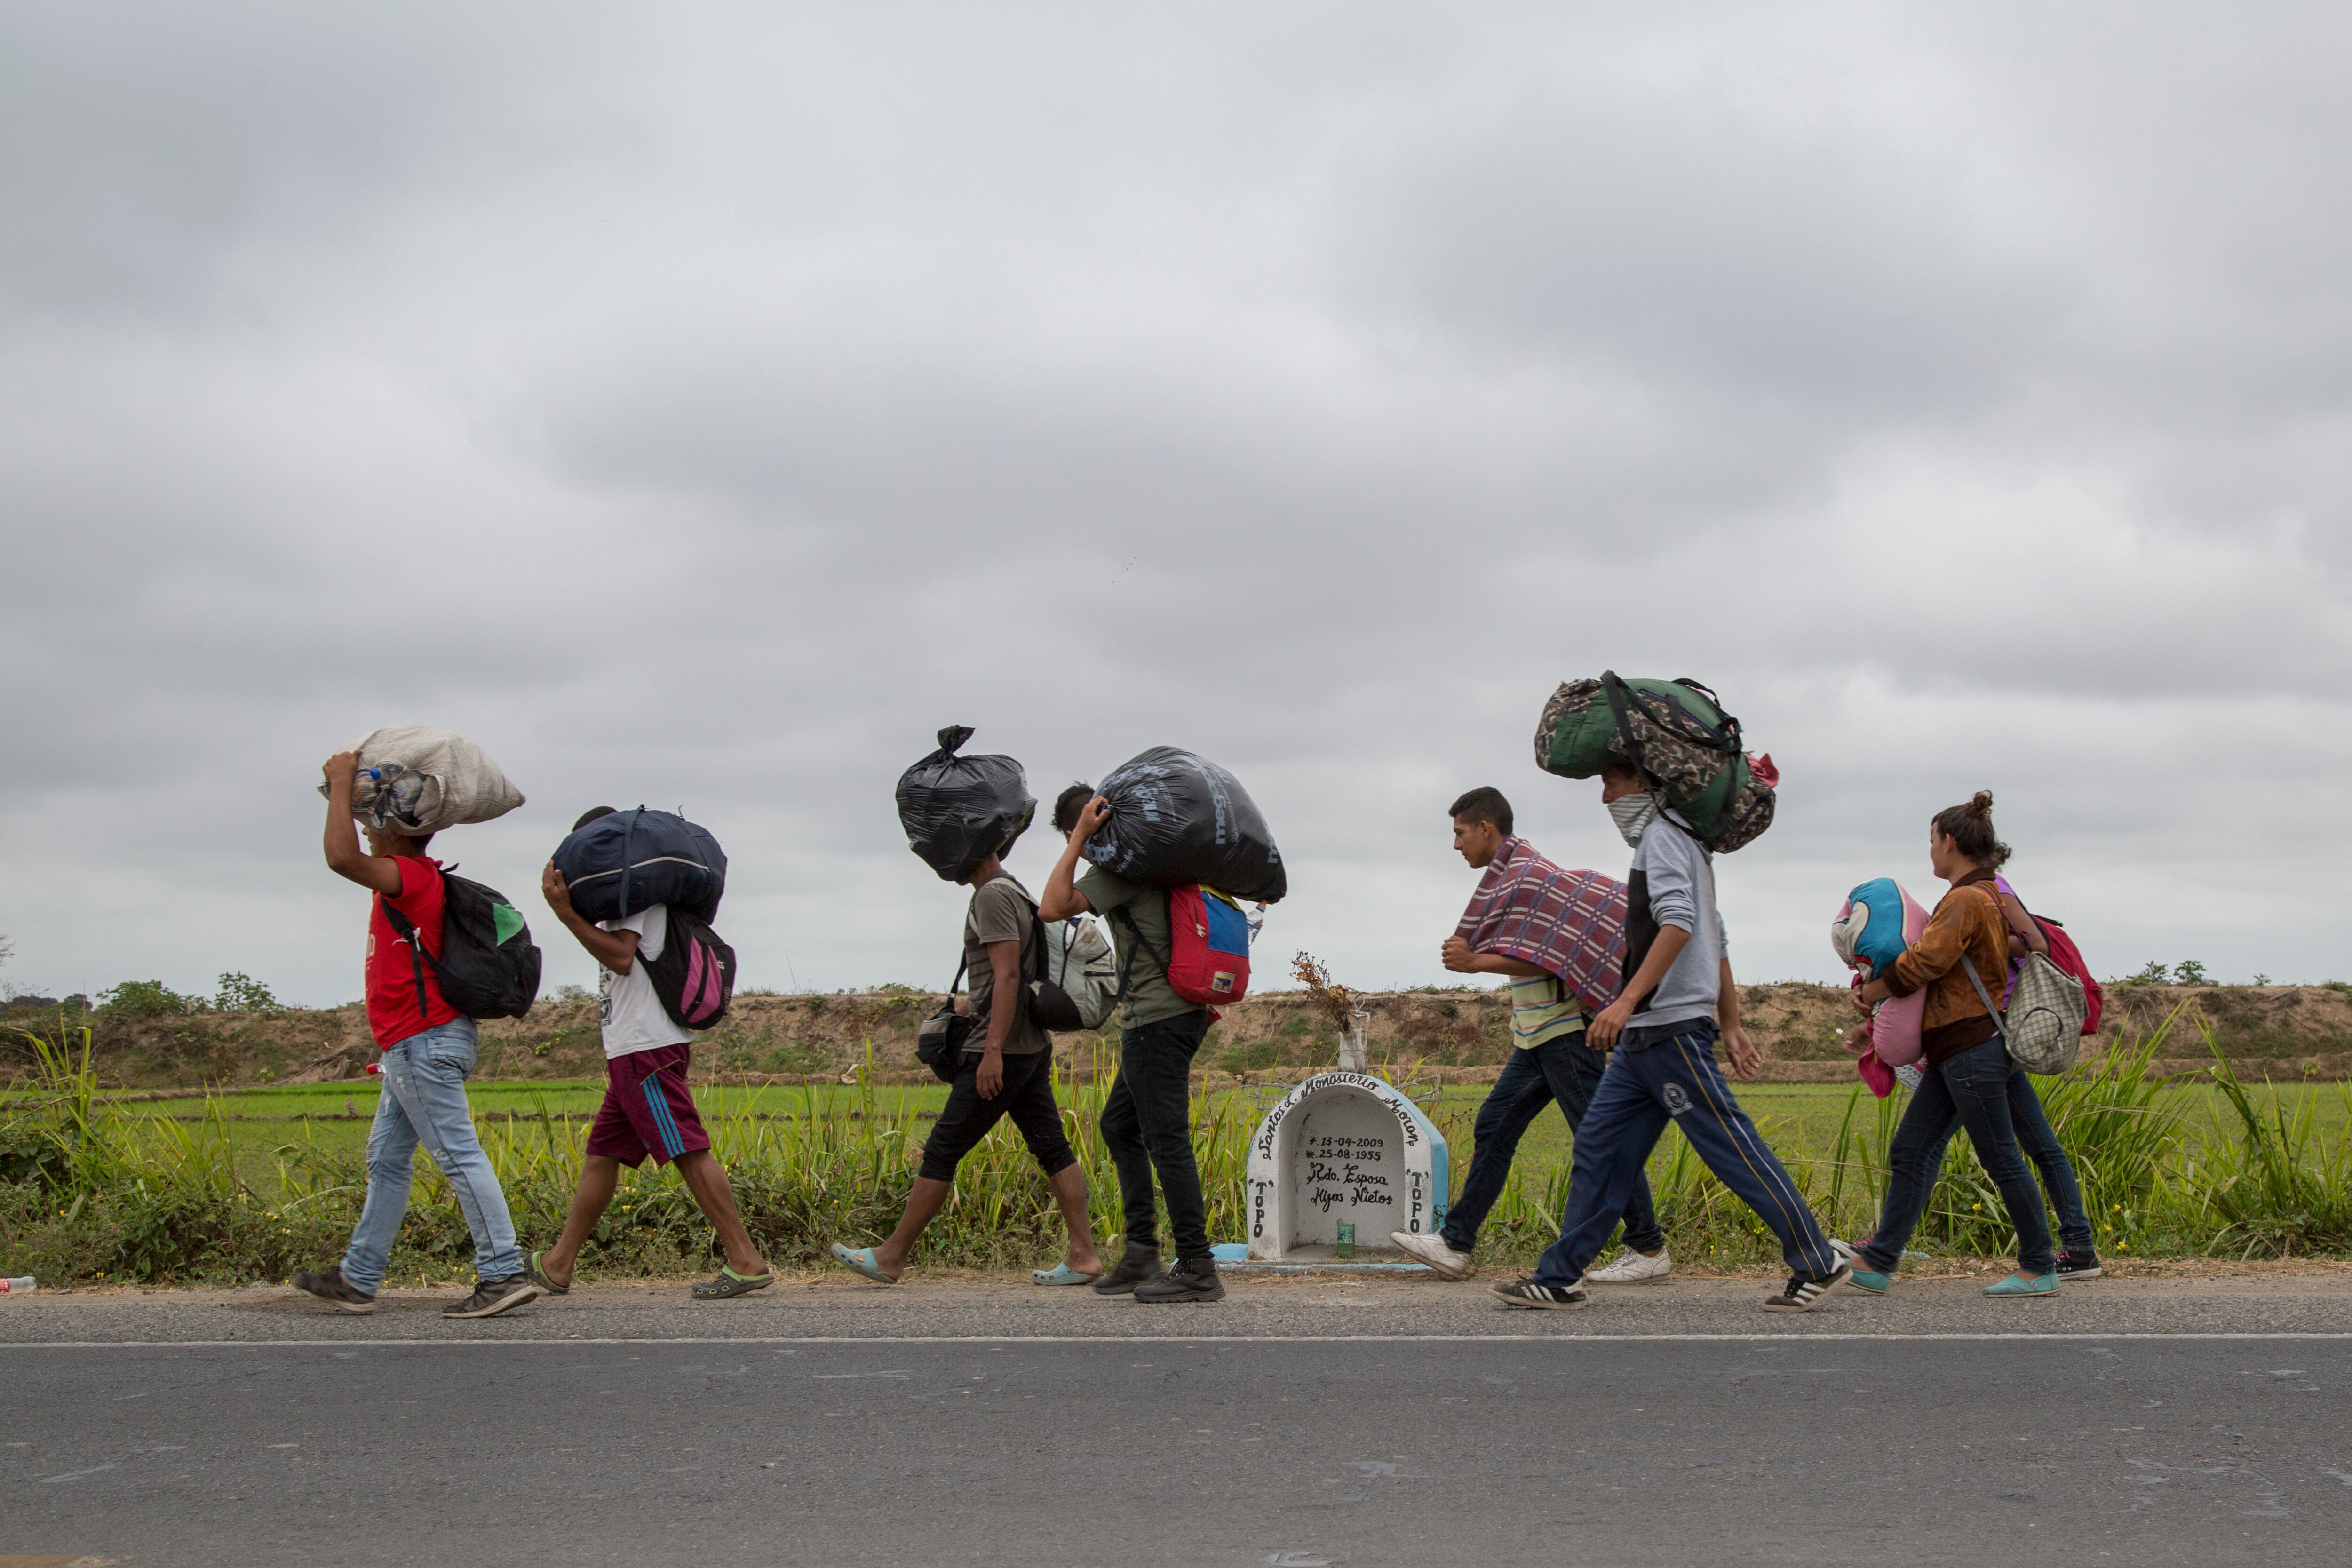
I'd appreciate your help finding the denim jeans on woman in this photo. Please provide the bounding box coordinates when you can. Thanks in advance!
[2008,1072,2094,1254]
[339,1019,524,1292]
[1859,1036,2056,1277]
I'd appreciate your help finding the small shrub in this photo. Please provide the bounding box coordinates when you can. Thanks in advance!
[2173,960,2212,986]
[213,972,279,1013]
[97,980,201,1018]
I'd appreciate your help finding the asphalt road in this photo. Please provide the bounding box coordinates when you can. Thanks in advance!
[7,1275,2352,1566]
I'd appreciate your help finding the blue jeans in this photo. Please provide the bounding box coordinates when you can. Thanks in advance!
[1859,1037,2057,1277]
[1534,1020,1841,1286]
[1441,1035,1664,1256]
[2009,1073,2094,1254]
[339,1020,523,1291]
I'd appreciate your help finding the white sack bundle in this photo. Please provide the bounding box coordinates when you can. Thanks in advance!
[318,725,526,834]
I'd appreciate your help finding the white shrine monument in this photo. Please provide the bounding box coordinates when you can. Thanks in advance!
[1233,1063,1451,1265]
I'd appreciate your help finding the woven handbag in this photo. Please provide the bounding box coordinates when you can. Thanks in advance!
[1961,950,2087,1075]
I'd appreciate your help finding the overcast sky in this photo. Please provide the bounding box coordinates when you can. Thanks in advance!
[3,4,2346,1008]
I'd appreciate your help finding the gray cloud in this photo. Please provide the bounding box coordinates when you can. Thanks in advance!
[1,3,2346,1010]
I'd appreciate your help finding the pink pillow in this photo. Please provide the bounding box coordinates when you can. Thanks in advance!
[1830,879,1930,1068]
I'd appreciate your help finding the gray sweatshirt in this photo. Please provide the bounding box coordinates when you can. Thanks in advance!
[1618,810,1729,1046]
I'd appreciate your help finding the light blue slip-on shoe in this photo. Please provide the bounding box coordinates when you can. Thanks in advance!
[1847,1266,1893,1294]
[1984,1272,2060,1297]
[1030,1264,1103,1287]
[828,1242,899,1285]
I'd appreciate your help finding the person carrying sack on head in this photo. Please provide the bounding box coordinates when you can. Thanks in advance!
[1390,788,1671,1284]
[1494,763,1853,1313]
[1039,783,1223,1304]
[528,807,774,1302]
[1843,792,2070,1299]
[830,803,1105,1287]
[292,750,537,1320]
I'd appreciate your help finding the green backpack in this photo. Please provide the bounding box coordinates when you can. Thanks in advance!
[1533,672,1778,853]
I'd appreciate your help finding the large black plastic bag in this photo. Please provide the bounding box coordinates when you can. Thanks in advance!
[897,726,1037,883]
[1086,746,1286,903]
[552,808,727,925]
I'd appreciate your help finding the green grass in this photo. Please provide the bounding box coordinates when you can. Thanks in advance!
[8,1006,2352,1287]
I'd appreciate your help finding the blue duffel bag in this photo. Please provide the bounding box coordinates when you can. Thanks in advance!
[552,807,726,925]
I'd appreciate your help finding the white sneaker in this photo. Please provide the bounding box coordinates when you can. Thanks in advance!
[1584,1246,1672,1285]
[1390,1230,1476,1280]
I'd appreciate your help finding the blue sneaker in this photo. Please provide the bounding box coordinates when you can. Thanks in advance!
[1984,1272,2060,1297]
[1846,1266,1893,1294]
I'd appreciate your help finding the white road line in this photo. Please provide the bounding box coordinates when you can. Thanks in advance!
[4,1332,2352,1348]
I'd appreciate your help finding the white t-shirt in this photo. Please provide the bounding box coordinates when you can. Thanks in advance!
[598,904,694,1060]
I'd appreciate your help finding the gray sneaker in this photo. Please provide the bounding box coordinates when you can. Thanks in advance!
[443,1275,539,1319]
[1390,1230,1476,1279]
[292,1268,377,1314]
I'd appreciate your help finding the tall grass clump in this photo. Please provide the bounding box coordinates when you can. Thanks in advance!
[0,1022,346,1283]
[2169,1027,2352,1258]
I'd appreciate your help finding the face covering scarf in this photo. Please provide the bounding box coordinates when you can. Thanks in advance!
[1607,792,1661,847]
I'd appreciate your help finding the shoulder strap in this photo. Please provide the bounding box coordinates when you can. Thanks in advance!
[971,873,1043,985]
[378,887,432,1017]
[1959,954,2006,1038]
[1107,897,1173,1002]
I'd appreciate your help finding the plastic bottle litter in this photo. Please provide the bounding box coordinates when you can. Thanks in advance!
[0,1277,34,1295]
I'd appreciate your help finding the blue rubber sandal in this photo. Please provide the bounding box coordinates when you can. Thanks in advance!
[829,1243,899,1284]
[1030,1264,1103,1287]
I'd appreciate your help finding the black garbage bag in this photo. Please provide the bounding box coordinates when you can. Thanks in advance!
[897,726,1037,883]
[552,808,727,925]
[1085,746,1286,903]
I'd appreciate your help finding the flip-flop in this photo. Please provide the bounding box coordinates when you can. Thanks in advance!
[691,1264,776,1301]
[1030,1264,1104,1287]
[829,1243,899,1284]
[525,1250,570,1296]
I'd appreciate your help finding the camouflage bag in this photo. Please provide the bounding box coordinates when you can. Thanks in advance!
[1533,672,1779,853]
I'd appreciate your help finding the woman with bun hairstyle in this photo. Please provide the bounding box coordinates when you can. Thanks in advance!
[1843,792,2062,1297]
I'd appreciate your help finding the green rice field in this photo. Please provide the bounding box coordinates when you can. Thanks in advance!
[8,1011,2352,1287]
[68,1076,2352,1193]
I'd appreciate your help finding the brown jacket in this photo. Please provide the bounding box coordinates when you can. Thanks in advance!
[1884,868,2011,1066]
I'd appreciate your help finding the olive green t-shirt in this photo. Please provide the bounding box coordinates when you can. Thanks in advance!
[964,874,1050,1056]
[1076,866,1204,1028]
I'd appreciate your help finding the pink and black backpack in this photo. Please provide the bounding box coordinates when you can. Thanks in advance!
[644,907,737,1030]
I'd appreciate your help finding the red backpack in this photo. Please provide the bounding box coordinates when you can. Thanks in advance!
[2031,915,2103,1035]
[2004,883,2117,1043]
[1118,885,1254,1007]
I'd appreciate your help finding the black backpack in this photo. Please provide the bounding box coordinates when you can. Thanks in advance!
[641,907,737,1031]
[379,866,542,1021]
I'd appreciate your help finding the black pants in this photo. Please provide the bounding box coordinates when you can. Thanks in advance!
[918,1048,1076,1182]
[1098,1011,1212,1259]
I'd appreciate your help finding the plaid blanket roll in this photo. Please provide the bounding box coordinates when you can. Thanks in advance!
[1454,836,1628,1015]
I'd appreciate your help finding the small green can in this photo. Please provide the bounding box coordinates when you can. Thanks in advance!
[1335,1221,1356,1260]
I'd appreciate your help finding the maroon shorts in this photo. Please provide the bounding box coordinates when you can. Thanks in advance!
[586,1044,711,1167]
